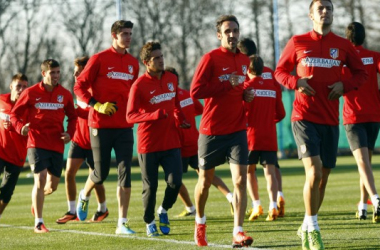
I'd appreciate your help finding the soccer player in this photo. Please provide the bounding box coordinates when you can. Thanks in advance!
[74,20,139,234]
[274,1,368,249]
[190,15,254,247]
[165,67,235,218]
[343,22,380,222]
[0,74,28,220]
[127,42,190,237]
[56,56,108,224]
[244,55,286,222]
[10,59,77,233]
[238,38,287,220]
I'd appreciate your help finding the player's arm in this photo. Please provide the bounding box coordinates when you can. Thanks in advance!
[126,84,167,124]
[10,91,30,136]
[274,38,300,90]
[63,93,78,143]
[341,43,368,93]
[274,83,286,123]
[174,84,190,129]
[190,54,233,99]
[192,98,204,116]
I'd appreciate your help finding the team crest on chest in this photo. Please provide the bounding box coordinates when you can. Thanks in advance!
[242,65,247,75]
[128,65,133,74]
[167,82,174,92]
[330,48,339,59]
[57,95,64,103]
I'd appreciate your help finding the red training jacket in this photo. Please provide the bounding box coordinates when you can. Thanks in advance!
[0,93,27,166]
[191,47,250,135]
[11,82,77,153]
[177,88,203,157]
[342,45,380,124]
[74,47,139,129]
[244,67,285,151]
[275,30,368,125]
[127,71,187,154]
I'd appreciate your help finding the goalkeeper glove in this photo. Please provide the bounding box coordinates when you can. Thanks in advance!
[93,102,118,116]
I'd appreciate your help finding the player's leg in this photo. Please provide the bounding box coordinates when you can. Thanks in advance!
[177,156,196,217]
[139,152,160,236]
[77,128,111,221]
[114,128,134,233]
[345,123,380,221]
[159,148,182,235]
[85,148,108,222]
[228,131,252,248]
[262,162,278,221]
[44,151,64,196]
[246,151,262,220]
[275,163,286,217]
[0,161,22,217]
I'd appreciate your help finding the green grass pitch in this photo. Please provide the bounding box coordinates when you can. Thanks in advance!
[1,155,379,249]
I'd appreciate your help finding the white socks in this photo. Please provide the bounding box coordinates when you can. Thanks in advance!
[233,226,243,236]
[118,218,127,227]
[371,195,379,208]
[226,193,233,203]
[157,205,167,214]
[186,206,196,213]
[306,214,319,232]
[195,215,206,224]
[68,200,76,214]
[98,202,107,213]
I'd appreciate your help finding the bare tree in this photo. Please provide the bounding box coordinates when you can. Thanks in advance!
[59,0,114,57]
[125,0,224,88]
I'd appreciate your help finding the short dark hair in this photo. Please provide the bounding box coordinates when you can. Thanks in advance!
[140,41,161,62]
[309,0,334,13]
[216,15,239,33]
[12,73,28,82]
[238,38,257,56]
[111,20,133,34]
[248,55,264,76]
[41,59,60,72]
[165,66,179,79]
[74,56,89,67]
[346,22,365,46]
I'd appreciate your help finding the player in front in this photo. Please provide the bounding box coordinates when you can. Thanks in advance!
[11,59,77,233]
[190,15,254,247]
[274,1,368,249]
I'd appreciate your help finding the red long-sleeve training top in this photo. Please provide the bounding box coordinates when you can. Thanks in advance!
[275,30,368,125]
[11,82,77,153]
[191,47,250,135]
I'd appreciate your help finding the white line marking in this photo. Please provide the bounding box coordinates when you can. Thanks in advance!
[0,224,269,249]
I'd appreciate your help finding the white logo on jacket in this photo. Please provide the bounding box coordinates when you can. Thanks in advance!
[301,57,341,68]
[149,92,176,104]
[180,98,193,108]
[107,72,134,81]
[362,57,374,65]
[261,72,273,79]
[35,103,64,110]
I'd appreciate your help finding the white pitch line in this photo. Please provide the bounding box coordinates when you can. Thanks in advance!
[0,224,270,249]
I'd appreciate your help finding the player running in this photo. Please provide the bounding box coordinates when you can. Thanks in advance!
[275,1,368,249]
[56,56,108,224]
[342,22,380,223]
[190,15,254,247]
[74,20,139,234]
[165,67,235,218]
[0,74,28,221]
[11,59,77,233]
[244,55,286,222]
